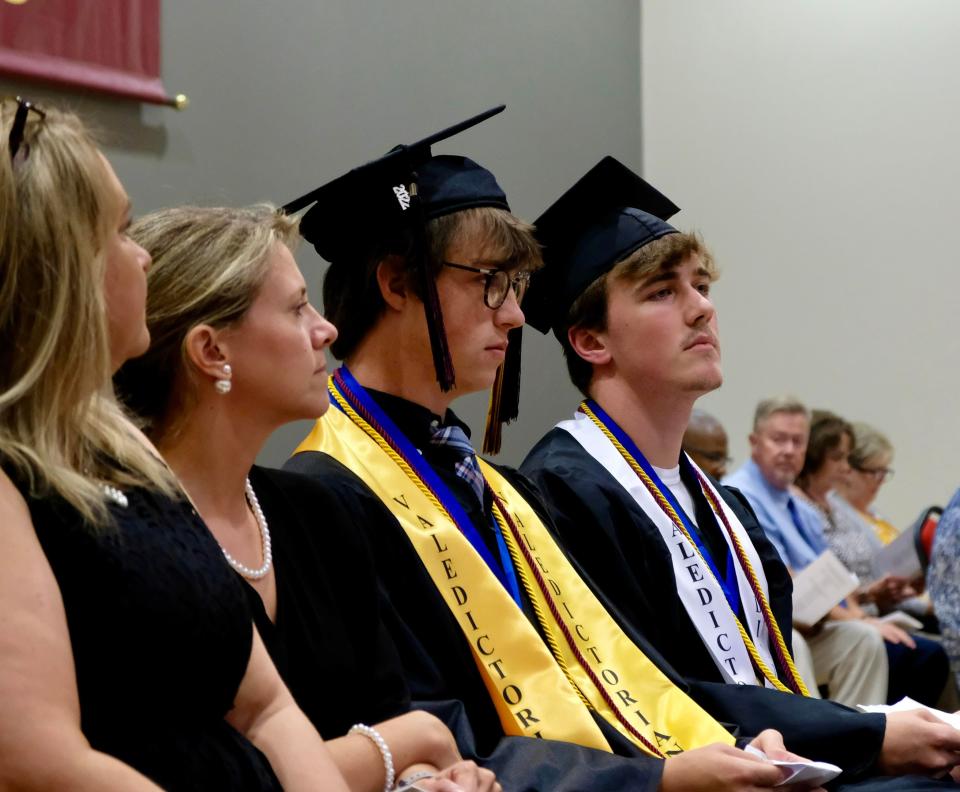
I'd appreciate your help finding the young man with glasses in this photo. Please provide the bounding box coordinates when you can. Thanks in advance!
[519,157,960,789]
[283,113,820,792]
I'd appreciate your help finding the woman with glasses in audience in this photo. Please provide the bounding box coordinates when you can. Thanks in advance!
[820,422,914,612]
[832,424,939,631]
[114,204,499,792]
[833,423,899,545]
[0,100,350,790]
[795,411,948,706]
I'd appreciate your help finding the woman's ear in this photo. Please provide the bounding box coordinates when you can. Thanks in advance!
[568,324,612,367]
[183,324,230,382]
[376,255,410,312]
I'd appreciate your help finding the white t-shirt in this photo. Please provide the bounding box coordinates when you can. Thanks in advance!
[653,464,698,527]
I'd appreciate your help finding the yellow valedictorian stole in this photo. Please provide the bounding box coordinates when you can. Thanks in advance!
[295,369,735,757]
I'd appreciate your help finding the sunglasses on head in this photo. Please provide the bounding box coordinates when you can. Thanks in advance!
[5,96,46,164]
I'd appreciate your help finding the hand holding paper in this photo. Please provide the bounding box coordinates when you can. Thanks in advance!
[792,551,859,626]
[744,745,841,788]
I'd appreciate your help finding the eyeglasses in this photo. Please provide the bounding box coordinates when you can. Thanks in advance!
[5,96,46,164]
[443,261,531,310]
[852,465,894,482]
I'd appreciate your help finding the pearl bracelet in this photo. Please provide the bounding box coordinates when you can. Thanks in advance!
[396,769,436,790]
[348,723,395,792]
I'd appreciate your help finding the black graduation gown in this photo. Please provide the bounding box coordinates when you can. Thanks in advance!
[284,422,669,791]
[285,400,954,791]
[521,427,928,787]
[242,466,410,737]
[521,428,795,685]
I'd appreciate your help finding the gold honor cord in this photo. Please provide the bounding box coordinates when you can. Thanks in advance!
[580,402,810,696]
[298,383,735,756]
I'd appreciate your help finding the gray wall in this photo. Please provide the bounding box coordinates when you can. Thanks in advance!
[9,2,952,528]
[643,0,960,526]
[3,1,642,466]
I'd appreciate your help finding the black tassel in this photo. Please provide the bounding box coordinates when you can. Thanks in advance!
[482,326,522,454]
[421,261,456,391]
[409,178,455,391]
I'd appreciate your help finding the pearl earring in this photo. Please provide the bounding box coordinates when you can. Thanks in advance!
[215,363,232,395]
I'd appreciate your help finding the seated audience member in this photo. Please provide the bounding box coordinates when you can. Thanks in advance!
[724,398,890,706]
[795,411,949,707]
[837,424,900,545]
[284,116,820,791]
[0,101,349,789]
[114,205,492,792]
[831,423,939,630]
[682,409,732,480]
[518,156,960,788]
[828,422,931,623]
[928,489,960,690]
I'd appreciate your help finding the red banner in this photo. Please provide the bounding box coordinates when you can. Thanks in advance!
[0,0,176,106]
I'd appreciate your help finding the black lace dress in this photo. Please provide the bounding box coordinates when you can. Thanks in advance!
[18,477,283,791]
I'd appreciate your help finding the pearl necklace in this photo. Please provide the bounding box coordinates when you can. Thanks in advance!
[220,478,273,580]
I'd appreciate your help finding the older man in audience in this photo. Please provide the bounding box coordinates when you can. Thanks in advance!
[724,397,889,706]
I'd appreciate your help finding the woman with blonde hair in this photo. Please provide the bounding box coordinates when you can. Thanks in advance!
[114,203,498,792]
[834,423,899,545]
[0,98,350,790]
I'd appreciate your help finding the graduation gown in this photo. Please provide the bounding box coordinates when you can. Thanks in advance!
[521,427,796,686]
[285,389,677,792]
[286,398,954,791]
[521,426,913,784]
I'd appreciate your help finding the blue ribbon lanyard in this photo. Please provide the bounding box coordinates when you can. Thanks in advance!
[332,366,523,607]
[584,399,740,614]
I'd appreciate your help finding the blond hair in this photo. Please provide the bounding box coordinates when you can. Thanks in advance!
[114,204,299,439]
[849,422,893,469]
[0,101,174,526]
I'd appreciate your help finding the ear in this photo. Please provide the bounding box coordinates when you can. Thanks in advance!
[183,324,230,381]
[376,255,411,312]
[747,431,759,452]
[567,324,612,367]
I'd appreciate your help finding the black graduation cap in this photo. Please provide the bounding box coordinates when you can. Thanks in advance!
[282,106,523,454]
[282,105,508,393]
[525,156,681,339]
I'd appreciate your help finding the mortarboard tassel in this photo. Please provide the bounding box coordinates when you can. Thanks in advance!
[482,326,522,454]
[421,261,456,391]
[407,178,455,391]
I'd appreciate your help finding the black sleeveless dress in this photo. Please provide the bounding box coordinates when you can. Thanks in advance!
[18,476,283,791]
